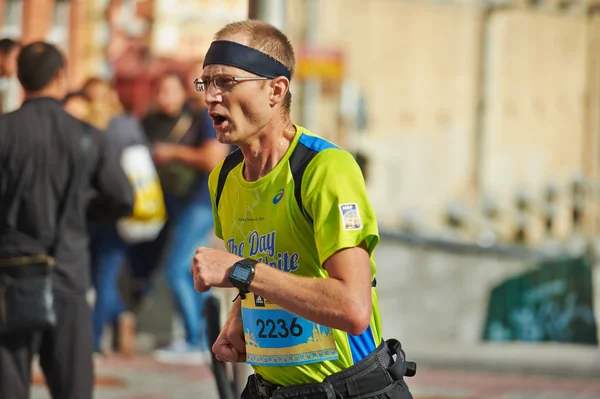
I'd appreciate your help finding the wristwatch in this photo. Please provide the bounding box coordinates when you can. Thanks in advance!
[229,258,258,293]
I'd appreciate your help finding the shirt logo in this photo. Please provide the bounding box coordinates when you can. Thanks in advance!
[273,189,284,204]
[254,294,265,307]
[339,203,363,230]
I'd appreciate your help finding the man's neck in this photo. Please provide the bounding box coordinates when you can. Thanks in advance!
[25,89,62,101]
[240,119,296,182]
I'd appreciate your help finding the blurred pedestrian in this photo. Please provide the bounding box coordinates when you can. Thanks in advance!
[0,42,134,399]
[0,38,21,113]
[140,70,230,364]
[81,77,116,130]
[81,77,165,356]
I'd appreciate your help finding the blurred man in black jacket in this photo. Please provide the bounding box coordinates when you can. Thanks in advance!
[0,42,134,399]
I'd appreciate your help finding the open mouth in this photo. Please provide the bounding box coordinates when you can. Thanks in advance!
[210,113,230,130]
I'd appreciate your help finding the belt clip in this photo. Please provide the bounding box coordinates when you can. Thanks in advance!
[386,339,417,378]
[255,374,272,399]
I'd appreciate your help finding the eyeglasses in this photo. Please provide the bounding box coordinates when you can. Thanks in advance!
[193,75,269,92]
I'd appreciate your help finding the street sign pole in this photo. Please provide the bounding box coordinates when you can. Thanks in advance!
[248,0,287,32]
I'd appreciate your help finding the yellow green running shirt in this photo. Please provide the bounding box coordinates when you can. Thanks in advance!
[208,125,382,386]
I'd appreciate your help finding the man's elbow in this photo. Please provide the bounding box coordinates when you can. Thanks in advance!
[110,199,134,219]
[86,189,134,222]
[344,300,372,336]
[206,148,231,171]
[202,142,231,170]
[205,155,225,171]
[115,186,135,217]
[118,198,135,217]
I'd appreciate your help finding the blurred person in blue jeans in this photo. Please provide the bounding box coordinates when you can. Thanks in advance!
[66,78,152,356]
[141,71,230,363]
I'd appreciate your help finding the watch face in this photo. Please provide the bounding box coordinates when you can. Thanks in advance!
[231,265,252,281]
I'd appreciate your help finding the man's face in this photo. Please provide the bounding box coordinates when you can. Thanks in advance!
[156,75,186,116]
[64,96,89,120]
[202,35,274,145]
[1,46,19,77]
[85,82,109,102]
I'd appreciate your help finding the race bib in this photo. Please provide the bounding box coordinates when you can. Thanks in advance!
[242,293,339,366]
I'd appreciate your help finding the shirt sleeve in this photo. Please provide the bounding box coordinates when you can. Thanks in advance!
[89,123,135,220]
[301,148,380,266]
[106,115,149,154]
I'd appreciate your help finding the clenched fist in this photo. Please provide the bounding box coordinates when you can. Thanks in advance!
[213,316,246,363]
[191,247,242,292]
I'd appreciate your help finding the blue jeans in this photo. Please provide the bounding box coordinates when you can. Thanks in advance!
[89,223,128,352]
[162,196,214,349]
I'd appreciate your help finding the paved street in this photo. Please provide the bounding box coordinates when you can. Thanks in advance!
[30,354,600,399]
[29,240,600,399]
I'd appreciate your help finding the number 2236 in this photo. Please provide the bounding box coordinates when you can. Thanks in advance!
[256,317,304,339]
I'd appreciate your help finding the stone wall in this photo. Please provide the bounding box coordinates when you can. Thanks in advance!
[284,1,600,238]
[132,236,600,350]
[375,236,600,347]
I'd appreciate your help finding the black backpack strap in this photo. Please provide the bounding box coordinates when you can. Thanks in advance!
[288,141,318,225]
[215,142,319,224]
[215,149,244,210]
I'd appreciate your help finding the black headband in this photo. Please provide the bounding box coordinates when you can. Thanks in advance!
[203,40,291,81]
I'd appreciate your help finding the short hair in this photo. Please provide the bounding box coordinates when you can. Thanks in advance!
[214,20,296,114]
[17,42,65,91]
[0,38,20,55]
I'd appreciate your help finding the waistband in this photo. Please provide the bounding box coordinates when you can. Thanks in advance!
[326,338,412,397]
[250,338,416,399]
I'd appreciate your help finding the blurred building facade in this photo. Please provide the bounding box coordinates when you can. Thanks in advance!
[3,0,600,348]
[3,0,600,247]
[285,0,600,248]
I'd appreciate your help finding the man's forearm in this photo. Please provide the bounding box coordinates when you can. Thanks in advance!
[248,263,371,335]
[172,146,212,171]
[172,142,230,172]
[227,296,242,323]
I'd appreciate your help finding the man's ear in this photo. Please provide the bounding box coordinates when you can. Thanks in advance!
[269,76,289,107]
[54,68,68,96]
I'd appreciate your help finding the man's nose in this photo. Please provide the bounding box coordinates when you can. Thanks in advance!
[204,84,221,105]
